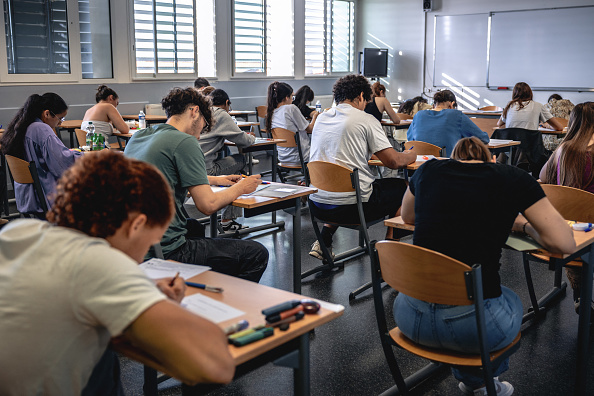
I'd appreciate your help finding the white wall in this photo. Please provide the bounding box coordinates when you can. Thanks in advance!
[358,0,594,107]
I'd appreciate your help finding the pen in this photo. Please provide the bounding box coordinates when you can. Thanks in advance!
[224,319,249,335]
[267,311,305,329]
[185,281,224,293]
[169,272,180,287]
[266,305,304,323]
[408,145,414,150]
[262,300,301,316]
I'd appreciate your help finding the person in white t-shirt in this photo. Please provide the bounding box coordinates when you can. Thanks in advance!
[266,81,319,167]
[0,150,234,396]
[308,74,416,259]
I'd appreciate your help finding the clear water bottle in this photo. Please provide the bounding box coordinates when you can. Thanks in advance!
[138,110,146,129]
[231,116,238,125]
[315,100,322,113]
[85,122,95,150]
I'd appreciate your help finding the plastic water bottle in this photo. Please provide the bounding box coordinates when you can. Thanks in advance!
[315,100,322,113]
[231,116,238,125]
[85,122,95,150]
[138,110,146,129]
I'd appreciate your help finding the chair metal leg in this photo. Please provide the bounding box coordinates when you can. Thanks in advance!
[522,252,544,318]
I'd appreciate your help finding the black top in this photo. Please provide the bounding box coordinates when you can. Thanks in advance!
[295,103,313,120]
[364,98,383,121]
[409,159,545,298]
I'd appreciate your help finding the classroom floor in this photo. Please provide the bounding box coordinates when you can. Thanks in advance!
[101,155,594,395]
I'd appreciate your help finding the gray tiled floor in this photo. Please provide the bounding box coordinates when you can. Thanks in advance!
[119,153,594,395]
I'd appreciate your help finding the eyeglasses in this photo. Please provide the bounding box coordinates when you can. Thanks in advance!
[49,110,65,123]
[189,106,209,129]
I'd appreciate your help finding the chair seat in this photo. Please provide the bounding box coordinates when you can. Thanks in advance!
[278,162,302,169]
[390,327,521,367]
[529,252,583,267]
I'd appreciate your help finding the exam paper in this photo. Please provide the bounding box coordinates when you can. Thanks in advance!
[489,139,513,145]
[416,155,436,161]
[140,259,210,280]
[182,293,245,323]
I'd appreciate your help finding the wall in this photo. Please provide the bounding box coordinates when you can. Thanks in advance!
[0,0,345,126]
[359,0,594,107]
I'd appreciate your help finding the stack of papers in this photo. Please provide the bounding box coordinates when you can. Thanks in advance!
[139,259,210,279]
[181,294,244,323]
[417,155,436,161]
[489,139,513,145]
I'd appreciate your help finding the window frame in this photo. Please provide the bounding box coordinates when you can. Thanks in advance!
[129,0,217,81]
[0,0,114,83]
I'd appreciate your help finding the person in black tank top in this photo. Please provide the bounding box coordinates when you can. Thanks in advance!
[363,82,401,124]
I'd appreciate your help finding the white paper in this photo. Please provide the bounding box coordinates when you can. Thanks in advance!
[181,293,245,323]
[140,259,210,280]
[275,187,298,193]
[489,139,513,145]
[416,155,436,161]
[312,299,345,313]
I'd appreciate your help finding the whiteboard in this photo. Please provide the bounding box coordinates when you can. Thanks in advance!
[433,14,489,88]
[488,6,594,90]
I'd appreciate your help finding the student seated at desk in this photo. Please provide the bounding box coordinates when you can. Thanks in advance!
[82,85,129,139]
[308,74,416,259]
[266,81,318,166]
[0,151,234,395]
[407,90,489,157]
[124,87,268,282]
[293,85,316,119]
[542,93,575,151]
[0,92,81,217]
[364,81,400,124]
[399,137,575,396]
[200,88,256,232]
[541,102,594,316]
[398,95,432,116]
[497,82,564,132]
[194,77,211,91]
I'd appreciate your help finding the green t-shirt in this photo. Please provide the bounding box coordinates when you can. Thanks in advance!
[124,124,209,255]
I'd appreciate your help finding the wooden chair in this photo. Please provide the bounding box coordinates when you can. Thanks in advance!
[549,117,568,129]
[306,161,385,300]
[255,105,268,138]
[371,240,521,396]
[404,141,443,157]
[522,185,594,319]
[470,117,499,137]
[478,106,503,111]
[5,155,48,216]
[491,128,547,177]
[270,127,309,185]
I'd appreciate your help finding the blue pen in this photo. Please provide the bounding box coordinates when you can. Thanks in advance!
[185,281,224,293]
[408,145,414,150]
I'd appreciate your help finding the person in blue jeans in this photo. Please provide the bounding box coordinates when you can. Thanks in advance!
[407,89,489,157]
[398,137,575,395]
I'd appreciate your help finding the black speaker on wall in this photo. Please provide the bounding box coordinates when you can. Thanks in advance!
[423,0,432,12]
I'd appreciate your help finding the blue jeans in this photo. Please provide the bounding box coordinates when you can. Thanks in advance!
[393,286,522,388]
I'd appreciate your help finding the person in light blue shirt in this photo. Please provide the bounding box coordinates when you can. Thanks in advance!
[407,90,489,157]
[0,93,81,216]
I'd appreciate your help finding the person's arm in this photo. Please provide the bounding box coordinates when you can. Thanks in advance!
[219,112,256,147]
[42,132,82,178]
[118,300,234,384]
[378,97,400,124]
[375,147,416,169]
[188,175,261,215]
[512,198,576,254]
[305,111,319,134]
[539,147,560,182]
[546,117,564,131]
[106,104,130,133]
[400,187,415,224]
[461,113,490,143]
[496,116,505,127]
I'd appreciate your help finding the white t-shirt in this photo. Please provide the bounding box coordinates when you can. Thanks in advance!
[0,220,166,396]
[271,104,310,164]
[500,100,553,130]
[309,103,393,205]
[81,120,115,140]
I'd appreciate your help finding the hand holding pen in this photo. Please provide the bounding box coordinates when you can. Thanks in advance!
[155,272,186,303]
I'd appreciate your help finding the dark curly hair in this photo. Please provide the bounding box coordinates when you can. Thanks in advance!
[161,87,213,132]
[96,84,118,103]
[47,150,174,239]
[333,74,372,104]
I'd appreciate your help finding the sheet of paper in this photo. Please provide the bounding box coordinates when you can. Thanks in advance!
[240,184,270,197]
[489,139,513,145]
[416,155,436,161]
[181,293,245,323]
[140,259,210,280]
[505,234,542,252]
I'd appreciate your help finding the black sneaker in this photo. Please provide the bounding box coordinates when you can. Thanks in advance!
[218,220,248,233]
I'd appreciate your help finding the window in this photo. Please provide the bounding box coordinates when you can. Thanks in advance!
[2,0,113,81]
[133,0,215,78]
[305,0,354,75]
[233,0,294,76]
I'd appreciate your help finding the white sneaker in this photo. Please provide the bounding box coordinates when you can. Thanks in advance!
[252,158,260,164]
[309,240,335,261]
[459,378,513,396]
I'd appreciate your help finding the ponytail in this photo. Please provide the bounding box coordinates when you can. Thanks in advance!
[96,85,118,103]
[265,81,293,133]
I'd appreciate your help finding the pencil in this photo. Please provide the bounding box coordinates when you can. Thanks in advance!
[169,271,180,287]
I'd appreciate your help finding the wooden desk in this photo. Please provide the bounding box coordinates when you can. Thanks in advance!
[236,121,260,132]
[368,157,447,171]
[225,137,286,178]
[492,126,567,137]
[488,140,520,165]
[209,183,317,294]
[381,119,412,129]
[139,271,343,396]
[462,110,502,119]
[229,110,256,121]
[122,114,167,124]
[58,120,82,148]
[383,215,594,394]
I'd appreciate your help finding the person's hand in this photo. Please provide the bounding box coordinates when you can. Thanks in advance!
[237,174,262,194]
[402,149,417,164]
[512,214,529,234]
[155,277,186,303]
[219,175,242,185]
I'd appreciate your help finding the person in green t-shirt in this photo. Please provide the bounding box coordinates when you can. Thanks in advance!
[125,87,268,282]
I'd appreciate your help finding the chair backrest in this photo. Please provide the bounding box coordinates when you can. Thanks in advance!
[256,105,267,119]
[551,117,568,129]
[478,106,503,111]
[145,104,166,116]
[271,128,297,148]
[5,154,48,212]
[404,141,442,157]
[491,127,546,176]
[308,161,356,193]
[396,113,413,121]
[75,128,87,147]
[375,240,473,306]
[470,117,499,137]
[541,184,594,223]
